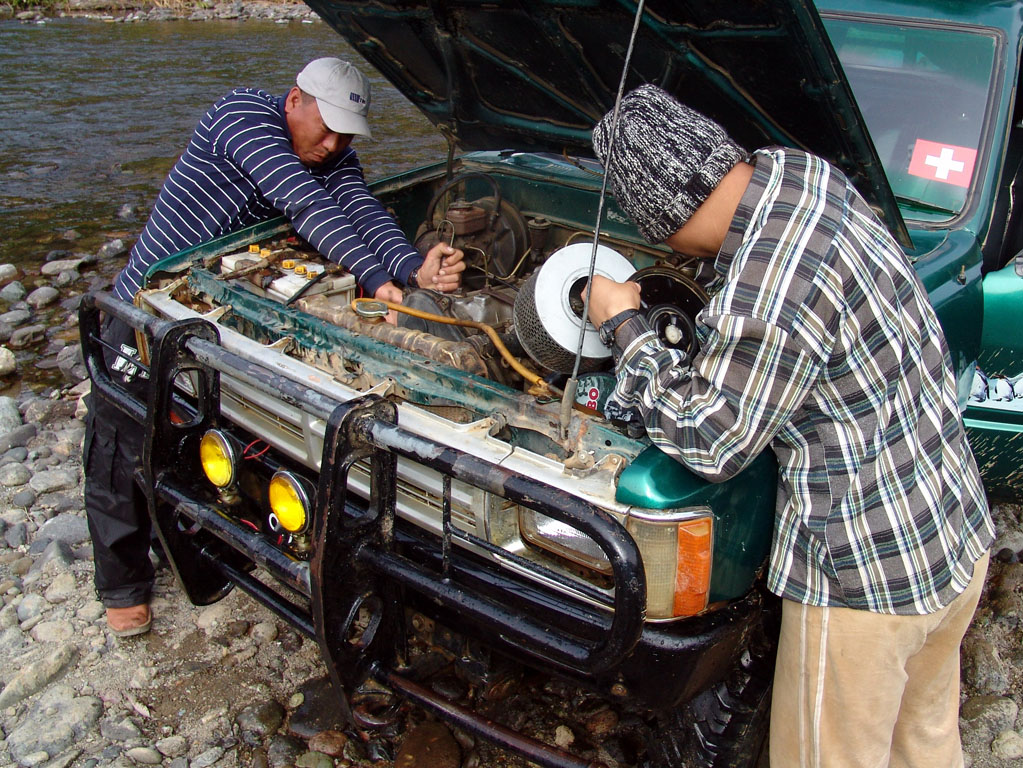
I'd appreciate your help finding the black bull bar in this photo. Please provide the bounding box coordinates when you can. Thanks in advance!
[80,291,647,768]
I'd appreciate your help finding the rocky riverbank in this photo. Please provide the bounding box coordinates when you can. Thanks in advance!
[0,241,1021,767]
[4,0,319,23]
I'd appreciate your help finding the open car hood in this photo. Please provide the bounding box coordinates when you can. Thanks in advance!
[303,0,910,245]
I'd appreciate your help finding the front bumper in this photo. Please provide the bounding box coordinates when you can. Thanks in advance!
[80,291,767,768]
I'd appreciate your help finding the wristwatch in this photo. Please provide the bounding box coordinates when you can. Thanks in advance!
[598,308,641,346]
[406,266,421,289]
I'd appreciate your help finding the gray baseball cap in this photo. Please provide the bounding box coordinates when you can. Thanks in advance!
[296,57,372,138]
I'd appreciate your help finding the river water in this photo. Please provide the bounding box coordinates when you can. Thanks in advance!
[0,17,446,270]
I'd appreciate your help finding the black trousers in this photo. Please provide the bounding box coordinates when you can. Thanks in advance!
[83,315,155,608]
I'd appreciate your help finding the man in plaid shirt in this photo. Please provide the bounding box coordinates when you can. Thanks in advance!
[586,85,993,767]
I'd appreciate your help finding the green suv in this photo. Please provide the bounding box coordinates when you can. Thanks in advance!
[80,1,1023,766]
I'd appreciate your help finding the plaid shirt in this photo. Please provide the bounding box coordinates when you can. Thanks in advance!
[609,148,992,614]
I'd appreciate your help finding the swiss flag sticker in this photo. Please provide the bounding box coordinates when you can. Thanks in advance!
[908,139,977,188]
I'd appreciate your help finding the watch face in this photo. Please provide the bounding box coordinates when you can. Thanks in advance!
[599,310,633,346]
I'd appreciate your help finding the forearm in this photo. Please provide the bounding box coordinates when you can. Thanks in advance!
[610,314,817,481]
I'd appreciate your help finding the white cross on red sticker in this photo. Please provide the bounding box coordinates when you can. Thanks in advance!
[908,139,977,188]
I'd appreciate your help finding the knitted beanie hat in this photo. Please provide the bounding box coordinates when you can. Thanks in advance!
[592,84,748,244]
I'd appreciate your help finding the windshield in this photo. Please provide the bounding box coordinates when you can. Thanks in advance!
[821,16,998,218]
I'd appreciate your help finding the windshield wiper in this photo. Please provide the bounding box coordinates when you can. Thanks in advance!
[895,195,958,216]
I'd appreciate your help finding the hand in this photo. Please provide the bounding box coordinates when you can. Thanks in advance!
[416,243,465,292]
[582,275,641,328]
[373,281,403,325]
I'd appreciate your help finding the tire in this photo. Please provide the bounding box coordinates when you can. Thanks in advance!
[646,598,780,768]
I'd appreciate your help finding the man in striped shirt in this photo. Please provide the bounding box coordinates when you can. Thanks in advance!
[88,58,463,637]
[585,85,992,767]
[115,56,463,304]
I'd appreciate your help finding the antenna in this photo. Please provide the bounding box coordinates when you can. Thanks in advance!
[559,0,648,439]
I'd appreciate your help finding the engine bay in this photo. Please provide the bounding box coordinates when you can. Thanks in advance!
[194,171,711,424]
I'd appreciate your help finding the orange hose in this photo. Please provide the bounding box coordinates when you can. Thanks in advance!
[351,298,557,397]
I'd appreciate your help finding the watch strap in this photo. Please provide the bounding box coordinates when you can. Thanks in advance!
[598,308,641,346]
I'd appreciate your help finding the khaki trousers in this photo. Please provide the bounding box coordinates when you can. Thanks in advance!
[770,552,989,768]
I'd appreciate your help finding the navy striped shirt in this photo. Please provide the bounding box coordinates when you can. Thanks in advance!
[114,88,421,301]
[609,148,992,614]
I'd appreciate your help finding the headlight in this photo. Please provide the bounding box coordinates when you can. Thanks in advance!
[199,430,236,488]
[519,506,713,619]
[268,471,310,534]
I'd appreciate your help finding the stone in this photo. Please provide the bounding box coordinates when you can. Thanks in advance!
[0,625,27,653]
[0,264,17,283]
[11,489,35,508]
[15,593,46,622]
[0,308,30,326]
[0,282,26,303]
[44,571,78,602]
[992,730,1023,760]
[37,514,90,546]
[97,238,127,259]
[990,562,1023,622]
[22,398,53,425]
[53,270,79,288]
[307,730,347,758]
[25,287,59,309]
[394,722,460,768]
[191,746,225,767]
[6,687,102,764]
[961,695,1020,749]
[40,259,84,277]
[0,346,14,377]
[266,736,305,768]
[0,396,21,432]
[196,601,233,630]
[101,716,143,742]
[77,601,105,622]
[236,699,285,738]
[295,752,334,768]
[56,344,87,384]
[5,521,27,548]
[993,528,1023,555]
[3,446,28,463]
[0,463,30,487]
[155,734,188,757]
[9,323,46,349]
[0,423,37,453]
[29,469,78,495]
[554,724,575,749]
[251,621,278,645]
[124,746,162,764]
[31,619,75,643]
[0,654,86,720]
[28,540,75,575]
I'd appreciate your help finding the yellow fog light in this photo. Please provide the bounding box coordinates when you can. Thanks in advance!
[268,472,309,533]
[199,430,236,488]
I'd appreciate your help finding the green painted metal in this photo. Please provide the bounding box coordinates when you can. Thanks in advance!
[965,259,1023,499]
[980,260,1023,368]
[618,448,777,602]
